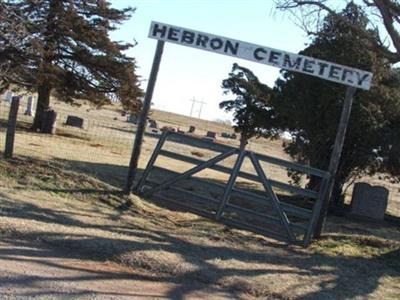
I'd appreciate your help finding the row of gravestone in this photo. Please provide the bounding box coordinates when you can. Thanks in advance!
[32,111,84,134]
[2,91,36,116]
[126,114,237,140]
[2,91,86,131]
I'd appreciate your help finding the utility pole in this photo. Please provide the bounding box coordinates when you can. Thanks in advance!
[188,97,206,118]
[189,97,196,117]
[197,100,206,118]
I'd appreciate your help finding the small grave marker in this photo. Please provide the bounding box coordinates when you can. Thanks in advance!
[221,132,230,138]
[127,114,138,124]
[66,115,84,128]
[206,131,216,139]
[161,126,175,132]
[350,182,389,220]
[148,119,158,128]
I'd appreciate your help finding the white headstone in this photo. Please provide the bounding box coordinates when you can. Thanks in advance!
[24,96,35,116]
[4,91,13,103]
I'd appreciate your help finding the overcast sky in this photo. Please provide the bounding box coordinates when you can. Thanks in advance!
[110,0,309,121]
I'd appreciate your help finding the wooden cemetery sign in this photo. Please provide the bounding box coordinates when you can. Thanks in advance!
[125,21,374,241]
[148,21,372,90]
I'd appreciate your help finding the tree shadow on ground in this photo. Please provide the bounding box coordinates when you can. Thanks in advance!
[0,240,176,299]
[0,202,397,300]
[0,156,399,299]
[42,157,400,241]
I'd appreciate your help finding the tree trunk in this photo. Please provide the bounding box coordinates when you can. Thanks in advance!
[239,135,248,151]
[31,84,51,132]
[331,179,345,214]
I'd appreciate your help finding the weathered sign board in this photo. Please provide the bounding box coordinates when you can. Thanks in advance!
[149,21,373,90]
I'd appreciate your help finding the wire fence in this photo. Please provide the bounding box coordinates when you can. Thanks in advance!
[0,99,139,189]
[0,97,398,217]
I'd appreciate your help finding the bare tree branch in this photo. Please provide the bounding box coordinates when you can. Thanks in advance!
[275,0,400,63]
[373,0,400,57]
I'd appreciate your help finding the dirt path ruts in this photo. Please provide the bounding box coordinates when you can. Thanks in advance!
[0,240,240,300]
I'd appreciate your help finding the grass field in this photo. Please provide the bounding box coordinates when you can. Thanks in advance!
[0,98,399,298]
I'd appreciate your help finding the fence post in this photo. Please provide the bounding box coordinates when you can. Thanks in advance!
[4,96,20,159]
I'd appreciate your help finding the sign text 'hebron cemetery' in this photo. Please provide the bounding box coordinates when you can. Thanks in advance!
[149,21,373,90]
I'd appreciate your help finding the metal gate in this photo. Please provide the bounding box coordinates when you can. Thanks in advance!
[136,131,330,246]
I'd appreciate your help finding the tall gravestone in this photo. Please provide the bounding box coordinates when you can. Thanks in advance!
[350,182,389,220]
[41,109,57,134]
[4,91,13,103]
[24,96,35,116]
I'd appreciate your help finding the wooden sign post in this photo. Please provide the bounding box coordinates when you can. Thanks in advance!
[314,86,357,237]
[125,21,373,239]
[124,40,165,194]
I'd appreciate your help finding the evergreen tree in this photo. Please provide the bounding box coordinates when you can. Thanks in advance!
[220,63,276,149]
[0,1,32,91]
[0,0,143,131]
[273,3,400,207]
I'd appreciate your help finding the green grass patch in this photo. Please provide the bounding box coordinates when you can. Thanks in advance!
[310,235,400,270]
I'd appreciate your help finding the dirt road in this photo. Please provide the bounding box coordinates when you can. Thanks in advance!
[0,240,239,300]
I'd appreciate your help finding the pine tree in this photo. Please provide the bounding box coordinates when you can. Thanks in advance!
[0,1,32,90]
[273,3,400,207]
[1,0,143,131]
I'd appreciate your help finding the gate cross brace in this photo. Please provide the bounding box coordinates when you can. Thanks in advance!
[143,148,238,197]
[216,149,246,219]
[249,152,296,242]
[136,130,170,193]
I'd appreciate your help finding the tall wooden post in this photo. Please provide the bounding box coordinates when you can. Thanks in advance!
[4,96,20,159]
[124,40,165,194]
[314,86,357,238]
